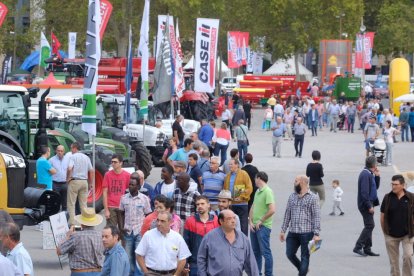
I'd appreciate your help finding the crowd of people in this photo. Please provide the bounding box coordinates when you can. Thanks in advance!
[1,87,414,276]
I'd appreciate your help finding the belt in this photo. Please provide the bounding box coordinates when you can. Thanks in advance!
[147,267,176,275]
[71,268,101,273]
[70,178,88,181]
[53,181,67,184]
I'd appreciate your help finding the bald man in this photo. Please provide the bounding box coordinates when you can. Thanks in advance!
[136,170,155,206]
[49,145,70,211]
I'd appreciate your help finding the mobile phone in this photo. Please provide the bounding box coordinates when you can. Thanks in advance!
[74,225,82,232]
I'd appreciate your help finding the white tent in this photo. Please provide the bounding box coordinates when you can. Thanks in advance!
[183,55,231,76]
[263,57,313,81]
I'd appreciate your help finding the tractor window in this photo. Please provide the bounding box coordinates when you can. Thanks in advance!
[47,135,60,151]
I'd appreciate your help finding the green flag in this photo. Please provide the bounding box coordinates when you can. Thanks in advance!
[39,32,50,68]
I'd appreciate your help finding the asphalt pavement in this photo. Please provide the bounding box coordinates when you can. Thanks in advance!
[22,103,413,276]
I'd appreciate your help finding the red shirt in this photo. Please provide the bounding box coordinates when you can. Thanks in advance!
[102,170,131,208]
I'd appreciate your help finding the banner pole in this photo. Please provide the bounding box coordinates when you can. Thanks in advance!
[92,135,95,209]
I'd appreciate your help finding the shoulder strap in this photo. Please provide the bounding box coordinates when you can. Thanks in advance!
[240,125,248,141]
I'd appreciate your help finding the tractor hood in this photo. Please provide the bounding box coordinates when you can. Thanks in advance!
[123,124,166,147]
[161,119,200,138]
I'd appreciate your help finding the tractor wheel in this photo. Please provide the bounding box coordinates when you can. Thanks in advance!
[87,159,107,213]
[193,101,208,121]
[133,143,152,178]
[150,147,165,167]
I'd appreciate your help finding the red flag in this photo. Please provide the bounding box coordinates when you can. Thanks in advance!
[51,32,61,57]
[0,2,8,27]
[100,0,113,39]
[355,32,375,69]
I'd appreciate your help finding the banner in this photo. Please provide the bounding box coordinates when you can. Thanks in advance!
[240,32,249,65]
[124,25,133,123]
[174,19,184,98]
[68,32,77,59]
[156,15,175,59]
[138,0,150,118]
[355,32,375,69]
[1,56,11,84]
[82,0,101,136]
[227,31,249,68]
[99,0,113,39]
[194,18,219,93]
[153,16,174,104]
[0,2,8,27]
[246,47,253,73]
[39,32,51,68]
[51,32,61,58]
[252,52,263,75]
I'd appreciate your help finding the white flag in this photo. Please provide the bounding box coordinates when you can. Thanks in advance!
[39,32,51,68]
[138,0,150,118]
[174,19,184,98]
[68,32,77,59]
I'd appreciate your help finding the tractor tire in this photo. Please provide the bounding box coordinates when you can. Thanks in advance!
[193,101,208,121]
[150,147,165,167]
[133,143,152,178]
[87,159,107,213]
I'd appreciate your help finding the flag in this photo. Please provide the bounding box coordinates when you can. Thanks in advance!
[138,0,150,118]
[82,0,101,136]
[194,18,220,93]
[39,32,51,68]
[68,32,77,59]
[153,16,174,105]
[99,0,113,39]
[174,19,184,98]
[355,32,375,69]
[51,32,61,58]
[124,25,133,123]
[0,2,8,27]
[156,15,175,59]
[227,31,249,68]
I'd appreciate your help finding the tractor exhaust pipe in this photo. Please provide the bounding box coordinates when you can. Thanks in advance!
[34,87,51,159]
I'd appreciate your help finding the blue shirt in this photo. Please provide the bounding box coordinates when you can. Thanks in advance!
[101,243,130,276]
[168,148,190,162]
[202,170,226,204]
[49,154,70,182]
[36,157,53,190]
[271,122,286,137]
[199,124,214,146]
[7,243,33,276]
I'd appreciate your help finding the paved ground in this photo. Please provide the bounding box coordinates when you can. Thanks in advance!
[22,104,413,276]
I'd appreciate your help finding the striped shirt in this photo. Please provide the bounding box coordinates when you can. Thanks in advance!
[202,170,226,204]
[281,191,321,235]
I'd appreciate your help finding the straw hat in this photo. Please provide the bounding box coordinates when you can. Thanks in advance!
[74,208,103,227]
[218,190,232,200]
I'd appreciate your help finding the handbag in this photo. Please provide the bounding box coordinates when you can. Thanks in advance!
[240,125,250,146]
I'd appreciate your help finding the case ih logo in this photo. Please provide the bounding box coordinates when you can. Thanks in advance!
[198,24,217,87]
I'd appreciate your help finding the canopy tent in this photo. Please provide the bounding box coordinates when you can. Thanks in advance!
[263,57,313,81]
[19,50,68,71]
[40,72,62,85]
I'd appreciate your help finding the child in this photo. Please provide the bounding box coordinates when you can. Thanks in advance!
[329,180,344,216]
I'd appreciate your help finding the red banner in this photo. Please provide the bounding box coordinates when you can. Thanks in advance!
[51,32,61,57]
[0,2,8,27]
[355,32,375,69]
[100,0,113,39]
[227,31,249,68]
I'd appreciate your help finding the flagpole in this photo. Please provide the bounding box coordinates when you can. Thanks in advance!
[92,135,95,209]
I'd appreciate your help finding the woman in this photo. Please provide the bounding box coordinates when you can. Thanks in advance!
[214,122,231,166]
[306,150,325,207]
[264,105,273,131]
[383,120,397,166]
[161,137,178,164]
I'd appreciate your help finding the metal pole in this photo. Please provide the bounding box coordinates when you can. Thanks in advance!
[12,32,16,71]
[339,17,342,40]
[92,135,96,209]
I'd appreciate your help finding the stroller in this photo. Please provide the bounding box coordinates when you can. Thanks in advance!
[369,138,387,165]
[337,114,346,130]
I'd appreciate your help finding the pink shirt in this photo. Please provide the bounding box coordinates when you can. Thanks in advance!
[215,129,231,140]
[102,170,130,208]
[141,211,182,236]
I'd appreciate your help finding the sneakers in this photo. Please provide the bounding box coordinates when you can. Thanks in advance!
[329,212,335,216]
[339,212,344,216]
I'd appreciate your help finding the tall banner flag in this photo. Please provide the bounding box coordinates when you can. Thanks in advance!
[0,2,8,27]
[82,0,101,136]
[99,0,113,39]
[252,52,263,74]
[124,25,133,123]
[227,32,249,68]
[39,32,51,68]
[156,15,175,59]
[51,32,61,58]
[1,56,11,84]
[68,32,77,59]
[246,47,253,73]
[153,17,174,104]
[355,32,375,69]
[240,32,249,65]
[174,19,184,98]
[138,0,150,118]
[194,18,219,93]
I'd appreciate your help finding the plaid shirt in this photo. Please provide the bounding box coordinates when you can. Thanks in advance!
[119,192,152,235]
[59,227,104,270]
[281,191,321,235]
[173,188,200,221]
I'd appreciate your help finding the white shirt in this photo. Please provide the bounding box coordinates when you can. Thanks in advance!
[221,109,232,121]
[6,243,33,276]
[333,186,344,201]
[136,228,191,271]
[0,254,23,276]
[384,127,396,144]
[68,152,93,179]
[49,153,70,182]
[161,181,176,199]
[273,104,284,115]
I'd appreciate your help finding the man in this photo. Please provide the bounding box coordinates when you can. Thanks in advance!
[0,253,22,276]
[57,208,104,275]
[309,104,319,136]
[154,164,176,200]
[354,155,381,257]
[136,212,191,276]
[243,100,252,130]
[187,153,202,193]
[101,225,130,276]
[172,114,185,147]
[399,107,409,142]
[232,106,246,130]
[197,210,259,276]
[202,156,225,211]
[267,95,276,110]
[222,148,241,174]
[198,119,214,153]
[242,153,259,214]
[234,119,249,166]
[224,159,253,236]
[119,172,152,275]
[364,116,380,157]
[221,105,233,138]
[271,116,286,157]
[183,196,219,275]
[0,210,14,256]
[293,117,306,158]
[103,154,130,227]
[173,173,200,223]
[190,133,209,152]
[274,100,284,119]
[328,99,340,132]
[346,101,357,133]
[198,150,210,174]
[381,175,414,276]
[167,138,194,166]
[136,169,155,206]
[249,172,275,276]
[67,142,94,226]
[280,175,321,276]
[0,223,33,276]
[36,146,56,190]
[49,145,70,211]
[173,161,198,192]
[216,190,241,231]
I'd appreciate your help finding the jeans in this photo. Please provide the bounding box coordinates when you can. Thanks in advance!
[386,142,393,165]
[251,226,273,276]
[411,126,414,142]
[310,120,318,136]
[286,232,314,276]
[355,208,375,251]
[189,265,198,276]
[124,231,143,276]
[347,116,355,133]
[213,143,229,166]
[232,205,248,236]
[237,141,248,166]
[294,134,304,157]
[401,124,409,141]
